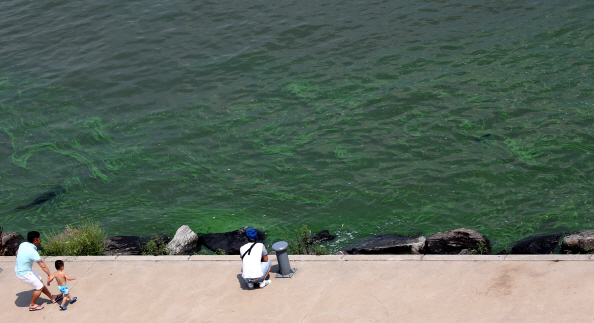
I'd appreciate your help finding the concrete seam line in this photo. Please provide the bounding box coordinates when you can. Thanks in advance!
[47,261,95,314]
[300,275,334,323]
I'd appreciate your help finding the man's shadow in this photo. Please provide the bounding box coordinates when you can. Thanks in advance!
[236,264,279,290]
[15,290,54,307]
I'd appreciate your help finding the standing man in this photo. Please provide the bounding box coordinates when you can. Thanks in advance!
[240,228,271,289]
[15,231,63,311]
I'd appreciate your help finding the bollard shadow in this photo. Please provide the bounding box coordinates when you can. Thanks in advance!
[270,264,280,274]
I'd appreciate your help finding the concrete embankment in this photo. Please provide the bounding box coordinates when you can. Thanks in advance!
[2,255,594,322]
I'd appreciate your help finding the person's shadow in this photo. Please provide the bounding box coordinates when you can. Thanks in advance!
[236,264,279,290]
[15,290,54,307]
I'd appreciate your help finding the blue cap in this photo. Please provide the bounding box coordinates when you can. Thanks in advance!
[246,228,258,240]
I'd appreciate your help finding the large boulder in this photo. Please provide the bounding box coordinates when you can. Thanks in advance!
[426,228,490,254]
[561,230,594,254]
[104,236,142,255]
[199,227,265,255]
[342,235,426,255]
[511,234,561,254]
[167,225,199,255]
[1,232,25,256]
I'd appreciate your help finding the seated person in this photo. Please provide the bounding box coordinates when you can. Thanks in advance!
[240,228,271,289]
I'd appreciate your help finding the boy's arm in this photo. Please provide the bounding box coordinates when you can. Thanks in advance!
[47,273,55,285]
[64,273,77,280]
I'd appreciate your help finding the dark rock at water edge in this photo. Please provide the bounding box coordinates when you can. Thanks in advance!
[561,230,594,254]
[104,235,171,255]
[342,235,426,255]
[1,231,25,256]
[458,249,472,255]
[511,234,561,254]
[104,236,143,255]
[199,228,266,255]
[426,228,490,255]
[310,230,336,244]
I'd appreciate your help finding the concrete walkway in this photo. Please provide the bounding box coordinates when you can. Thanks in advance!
[2,254,594,322]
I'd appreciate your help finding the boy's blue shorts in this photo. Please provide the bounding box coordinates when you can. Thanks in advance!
[59,285,69,295]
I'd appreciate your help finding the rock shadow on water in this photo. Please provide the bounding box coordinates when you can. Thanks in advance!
[342,235,426,255]
[475,134,492,142]
[15,186,66,210]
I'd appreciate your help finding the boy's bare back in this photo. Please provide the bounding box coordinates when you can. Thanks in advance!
[52,271,68,286]
[48,269,76,286]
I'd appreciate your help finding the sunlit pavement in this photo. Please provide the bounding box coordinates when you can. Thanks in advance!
[2,254,594,322]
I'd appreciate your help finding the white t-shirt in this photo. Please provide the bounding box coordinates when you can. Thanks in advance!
[240,242,267,279]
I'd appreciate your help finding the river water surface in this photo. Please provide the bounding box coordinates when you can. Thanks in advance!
[1,0,593,252]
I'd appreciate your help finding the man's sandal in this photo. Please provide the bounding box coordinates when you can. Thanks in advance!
[29,305,44,311]
[59,305,67,310]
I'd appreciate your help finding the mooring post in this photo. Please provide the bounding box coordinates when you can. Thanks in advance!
[272,241,296,278]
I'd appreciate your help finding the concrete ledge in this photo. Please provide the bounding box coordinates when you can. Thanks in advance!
[188,255,240,261]
[290,255,343,261]
[116,255,189,261]
[343,255,423,261]
[4,254,594,263]
[70,256,119,261]
[504,254,593,261]
[423,255,505,261]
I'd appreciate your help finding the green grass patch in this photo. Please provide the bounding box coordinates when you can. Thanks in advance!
[141,235,170,256]
[282,225,328,255]
[40,218,107,256]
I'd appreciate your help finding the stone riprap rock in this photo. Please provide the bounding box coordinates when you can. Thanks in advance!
[310,230,336,244]
[199,228,265,255]
[167,225,199,255]
[426,228,490,254]
[104,236,142,255]
[458,249,471,255]
[511,234,561,254]
[342,235,426,255]
[561,230,594,254]
[1,232,25,256]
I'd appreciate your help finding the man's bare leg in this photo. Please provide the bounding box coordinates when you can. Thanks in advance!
[30,285,60,308]
[30,289,42,308]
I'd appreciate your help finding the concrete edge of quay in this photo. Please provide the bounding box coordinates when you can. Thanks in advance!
[2,254,594,262]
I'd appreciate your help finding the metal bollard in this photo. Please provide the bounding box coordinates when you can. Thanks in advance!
[272,241,296,278]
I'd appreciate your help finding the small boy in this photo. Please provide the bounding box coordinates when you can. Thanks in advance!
[48,260,77,310]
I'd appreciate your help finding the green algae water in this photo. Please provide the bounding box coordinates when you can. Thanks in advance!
[1,0,593,252]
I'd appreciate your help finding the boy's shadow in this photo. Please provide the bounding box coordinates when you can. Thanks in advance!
[236,264,279,290]
[15,290,54,307]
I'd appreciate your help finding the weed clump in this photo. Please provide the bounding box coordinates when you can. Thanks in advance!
[469,240,489,255]
[282,225,327,255]
[141,235,170,256]
[41,218,107,256]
